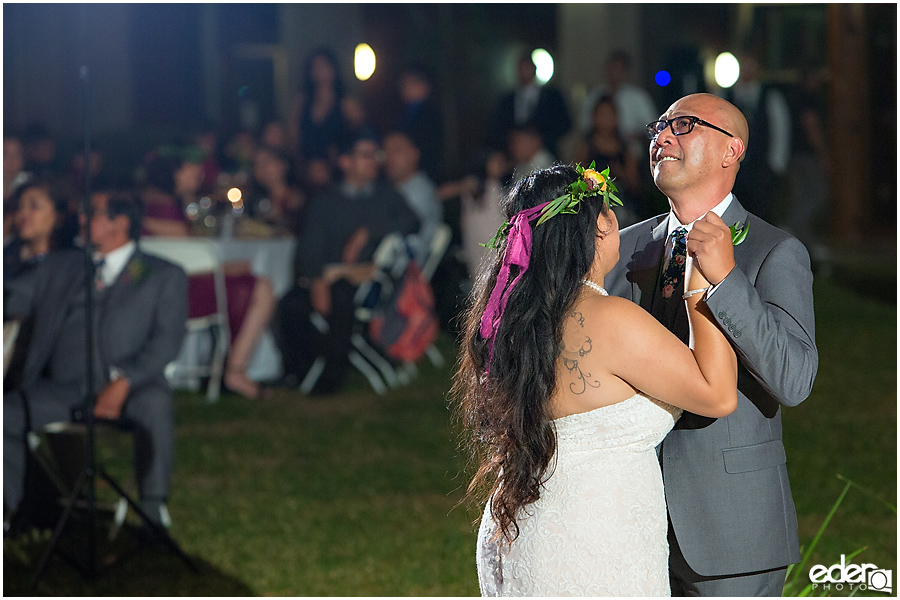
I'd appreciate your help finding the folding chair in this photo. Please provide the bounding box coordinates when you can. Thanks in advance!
[27,422,130,541]
[298,227,449,396]
[416,223,452,369]
[350,227,449,391]
[139,238,230,402]
[296,234,405,396]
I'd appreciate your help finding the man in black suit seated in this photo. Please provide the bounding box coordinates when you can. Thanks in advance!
[277,129,419,394]
[4,190,187,531]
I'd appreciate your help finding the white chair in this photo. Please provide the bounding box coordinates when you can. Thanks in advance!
[420,223,452,282]
[140,238,230,402]
[410,224,451,371]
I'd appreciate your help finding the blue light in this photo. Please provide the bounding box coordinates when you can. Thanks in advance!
[655,71,671,87]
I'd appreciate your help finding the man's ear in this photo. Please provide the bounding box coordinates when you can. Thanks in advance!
[723,137,746,168]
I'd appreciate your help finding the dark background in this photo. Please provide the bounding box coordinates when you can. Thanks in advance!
[3,3,896,242]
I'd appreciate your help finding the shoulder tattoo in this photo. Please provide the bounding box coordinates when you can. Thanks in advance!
[560,311,601,395]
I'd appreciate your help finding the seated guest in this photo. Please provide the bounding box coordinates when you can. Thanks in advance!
[139,148,202,237]
[193,124,224,196]
[382,130,443,264]
[248,145,307,235]
[260,120,290,153]
[301,154,335,199]
[21,122,60,182]
[459,149,512,279]
[508,123,555,178]
[4,190,187,529]
[277,129,419,393]
[139,146,277,399]
[4,180,75,282]
[3,181,77,394]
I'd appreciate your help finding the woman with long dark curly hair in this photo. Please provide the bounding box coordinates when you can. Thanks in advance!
[453,164,738,596]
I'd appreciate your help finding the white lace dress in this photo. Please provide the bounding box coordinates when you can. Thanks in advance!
[477,394,682,596]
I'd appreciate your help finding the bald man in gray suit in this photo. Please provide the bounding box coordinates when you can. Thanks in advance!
[607,94,817,596]
[4,190,187,529]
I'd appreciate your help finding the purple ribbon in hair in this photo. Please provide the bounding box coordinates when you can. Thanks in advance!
[479,200,550,372]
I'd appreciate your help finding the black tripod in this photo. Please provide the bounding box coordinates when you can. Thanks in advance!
[30,66,197,589]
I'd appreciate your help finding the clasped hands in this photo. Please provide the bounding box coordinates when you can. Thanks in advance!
[685,212,736,287]
[311,226,377,316]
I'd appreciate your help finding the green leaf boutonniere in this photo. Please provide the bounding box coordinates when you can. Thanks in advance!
[730,221,749,246]
[122,259,148,284]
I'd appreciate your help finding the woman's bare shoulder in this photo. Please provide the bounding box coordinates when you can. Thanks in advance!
[579,294,662,339]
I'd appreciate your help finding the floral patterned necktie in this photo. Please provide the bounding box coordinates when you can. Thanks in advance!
[660,228,688,299]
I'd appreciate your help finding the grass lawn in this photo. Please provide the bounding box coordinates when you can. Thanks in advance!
[4,271,895,596]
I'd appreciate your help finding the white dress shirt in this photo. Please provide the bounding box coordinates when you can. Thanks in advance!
[95,240,136,287]
[515,82,541,125]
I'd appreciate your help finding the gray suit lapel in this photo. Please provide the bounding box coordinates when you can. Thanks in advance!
[628,217,669,313]
[721,196,750,239]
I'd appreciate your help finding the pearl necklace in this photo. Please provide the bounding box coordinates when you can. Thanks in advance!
[580,279,608,296]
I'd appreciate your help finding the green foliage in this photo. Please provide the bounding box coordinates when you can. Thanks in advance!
[482,162,623,248]
[730,221,749,245]
[780,274,896,597]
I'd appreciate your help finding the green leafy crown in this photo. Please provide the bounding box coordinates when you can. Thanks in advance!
[482,162,624,250]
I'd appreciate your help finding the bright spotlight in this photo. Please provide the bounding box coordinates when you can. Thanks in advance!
[355,43,376,81]
[531,48,554,84]
[227,187,242,203]
[715,52,740,88]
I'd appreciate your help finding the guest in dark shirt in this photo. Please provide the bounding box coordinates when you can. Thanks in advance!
[248,145,306,235]
[397,63,444,183]
[277,129,418,394]
[489,52,572,159]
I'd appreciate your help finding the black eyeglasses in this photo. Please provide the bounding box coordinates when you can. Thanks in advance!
[646,116,734,140]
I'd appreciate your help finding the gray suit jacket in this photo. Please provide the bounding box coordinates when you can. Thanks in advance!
[5,247,187,413]
[606,197,817,577]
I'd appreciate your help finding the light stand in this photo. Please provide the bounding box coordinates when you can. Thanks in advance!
[30,66,196,590]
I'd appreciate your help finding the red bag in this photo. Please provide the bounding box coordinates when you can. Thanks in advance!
[369,262,439,363]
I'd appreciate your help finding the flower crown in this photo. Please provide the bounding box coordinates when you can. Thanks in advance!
[482,162,623,250]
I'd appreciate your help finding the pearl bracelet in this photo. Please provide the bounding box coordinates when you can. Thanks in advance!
[683,287,710,299]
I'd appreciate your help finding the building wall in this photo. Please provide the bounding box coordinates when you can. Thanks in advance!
[4,4,133,136]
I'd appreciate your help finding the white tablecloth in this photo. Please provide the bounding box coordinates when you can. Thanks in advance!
[140,236,296,384]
